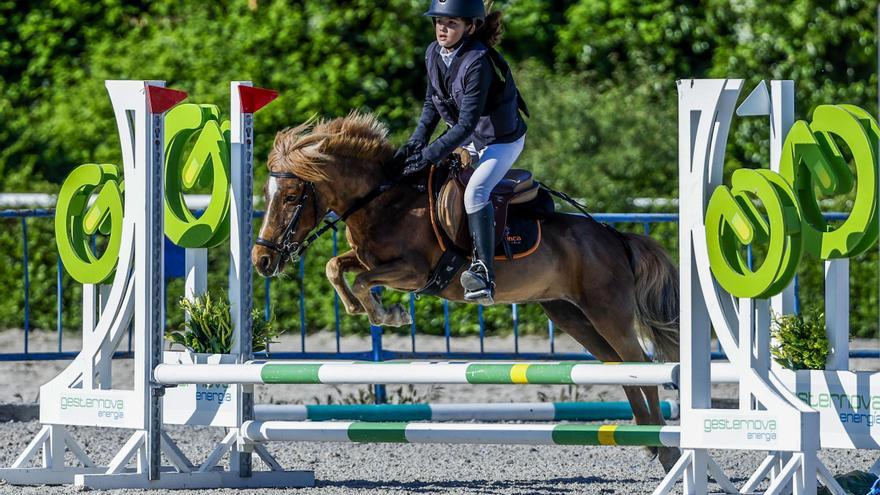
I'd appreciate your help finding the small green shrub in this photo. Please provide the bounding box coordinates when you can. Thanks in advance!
[166,291,285,354]
[770,309,830,370]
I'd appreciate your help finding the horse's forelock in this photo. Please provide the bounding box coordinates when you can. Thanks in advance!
[270,112,393,183]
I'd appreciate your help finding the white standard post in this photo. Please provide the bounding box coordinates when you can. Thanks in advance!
[184,248,208,320]
[229,81,255,478]
[825,259,850,370]
[81,285,98,389]
[145,85,167,482]
[767,88,795,486]
[185,250,208,297]
[769,81,796,321]
[738,298,756,410]
[676,79,717,495]
[97,284,113,388]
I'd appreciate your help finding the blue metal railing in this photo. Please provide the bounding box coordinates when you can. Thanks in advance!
[0,208,874,368]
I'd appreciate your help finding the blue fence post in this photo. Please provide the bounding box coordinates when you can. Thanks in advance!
[478,305,485,353]
[21,218,30,354]
[57,256,63,353]
[512,303,519,354]
[299,256,306,352]
[409,293,416,352]
[264,278,271,321]
[332,231,341,353]
[443,300,451,354]
[370,287,386,404]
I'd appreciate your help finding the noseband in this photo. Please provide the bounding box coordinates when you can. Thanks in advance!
[255,171,319,261]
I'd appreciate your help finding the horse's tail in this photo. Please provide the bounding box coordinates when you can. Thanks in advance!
[622,233,680,362]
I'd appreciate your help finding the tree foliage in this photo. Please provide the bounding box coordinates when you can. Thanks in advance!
[0,0,876,337]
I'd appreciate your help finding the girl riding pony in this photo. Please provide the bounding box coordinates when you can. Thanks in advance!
[397,0,528,306]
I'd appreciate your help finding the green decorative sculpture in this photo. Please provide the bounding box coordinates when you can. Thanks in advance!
[706,169,802,299]
[164,103,232,248]
[55,102,233,284]
[54,164,125,284]
[707,104,879,299]
[779,104,878,259]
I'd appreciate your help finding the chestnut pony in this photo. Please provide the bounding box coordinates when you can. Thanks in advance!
[252,112,681,469]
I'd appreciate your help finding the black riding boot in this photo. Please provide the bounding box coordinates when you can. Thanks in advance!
[460,205,495,305]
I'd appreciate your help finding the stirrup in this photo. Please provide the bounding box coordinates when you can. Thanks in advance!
[463,286,495,305]
[460,261,495,305]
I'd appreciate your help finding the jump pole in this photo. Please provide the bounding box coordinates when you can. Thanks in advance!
[241,421,681,447]
[254,401,680,422]
[154,361,738,386]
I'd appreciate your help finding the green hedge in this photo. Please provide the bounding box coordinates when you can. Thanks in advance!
[1,0,877,337]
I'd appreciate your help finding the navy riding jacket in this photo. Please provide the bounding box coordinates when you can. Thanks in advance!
[410,38,527,164]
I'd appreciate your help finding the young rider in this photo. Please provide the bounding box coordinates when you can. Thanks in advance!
[397,0,528,306]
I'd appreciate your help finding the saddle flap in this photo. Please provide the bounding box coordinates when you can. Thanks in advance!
[431,165,543,262]
[437,178,511,250]
[437,179,469,247]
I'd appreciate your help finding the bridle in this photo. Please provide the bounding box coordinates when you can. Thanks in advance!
[255,170,400,263]
[255,171,319,261]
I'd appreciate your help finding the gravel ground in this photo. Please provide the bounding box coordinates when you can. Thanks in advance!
[0,329,876,494]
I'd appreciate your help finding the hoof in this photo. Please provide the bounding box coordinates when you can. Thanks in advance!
[658,446,682,473]
[369,304,412,327]
[387,304,412,327]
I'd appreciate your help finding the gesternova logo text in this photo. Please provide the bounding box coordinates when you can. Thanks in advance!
[797,392,879,411]
[704,418,777,443]
[60,396,125,421]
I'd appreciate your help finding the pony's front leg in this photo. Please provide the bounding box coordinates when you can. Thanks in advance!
[325,250,366,315]
[350,259,423,327]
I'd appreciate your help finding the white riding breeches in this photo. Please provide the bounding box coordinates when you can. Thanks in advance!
[462,134,526,214]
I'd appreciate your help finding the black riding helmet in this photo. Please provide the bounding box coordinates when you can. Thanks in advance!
[424,0,486,21]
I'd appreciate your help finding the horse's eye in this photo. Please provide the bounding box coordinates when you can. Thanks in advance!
[284,195,297,203]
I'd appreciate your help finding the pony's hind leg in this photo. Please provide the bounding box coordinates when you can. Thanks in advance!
[577,300,681,472]
[540,300,680,472]
[541,300,663,424]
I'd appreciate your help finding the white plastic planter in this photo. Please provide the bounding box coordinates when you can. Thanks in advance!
[162,350,241,427]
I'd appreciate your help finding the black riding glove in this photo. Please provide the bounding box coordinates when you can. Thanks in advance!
[393,140,424,167]
[402,151,431,176]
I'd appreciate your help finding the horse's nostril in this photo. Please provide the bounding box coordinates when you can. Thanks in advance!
[259,255,271,272]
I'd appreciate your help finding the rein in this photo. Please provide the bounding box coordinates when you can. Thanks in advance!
[256,170,399,261]
[536,181,635,271]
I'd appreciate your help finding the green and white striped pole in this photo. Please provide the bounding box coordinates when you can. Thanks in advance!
[240,421,681,447]
[155,361,738,386]
[254,400,679,422]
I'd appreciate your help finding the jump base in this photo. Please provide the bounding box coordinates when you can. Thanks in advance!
[0,467,315,489]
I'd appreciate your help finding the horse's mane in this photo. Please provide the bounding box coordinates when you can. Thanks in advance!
[269,111,395,182]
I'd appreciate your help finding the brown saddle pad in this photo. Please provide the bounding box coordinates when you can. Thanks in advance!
[431,165,542,261]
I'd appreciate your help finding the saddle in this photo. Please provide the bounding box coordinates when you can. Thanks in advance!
[417,150,554,295]
[418,149,555,296]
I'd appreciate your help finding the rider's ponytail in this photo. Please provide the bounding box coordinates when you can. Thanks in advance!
[473,10,503,48]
